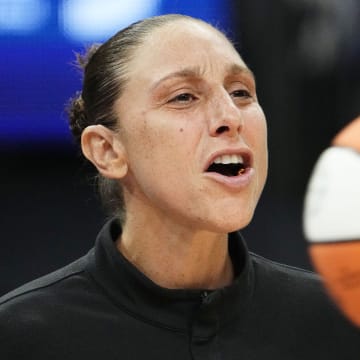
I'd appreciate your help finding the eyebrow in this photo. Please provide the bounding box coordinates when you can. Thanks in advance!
[150,63,255,91]
[226,63,256,81]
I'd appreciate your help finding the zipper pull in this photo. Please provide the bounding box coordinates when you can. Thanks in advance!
[201,291,209,303]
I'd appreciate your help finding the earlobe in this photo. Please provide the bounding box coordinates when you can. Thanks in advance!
[81,125,128,179]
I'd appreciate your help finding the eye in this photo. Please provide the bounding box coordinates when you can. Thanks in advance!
[231,89,252,99]
[169,93,197,104]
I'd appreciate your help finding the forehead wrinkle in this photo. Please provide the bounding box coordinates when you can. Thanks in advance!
[150,66,204,91]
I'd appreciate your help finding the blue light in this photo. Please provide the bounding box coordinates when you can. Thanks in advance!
[60,0,160,42]
[0,0,231,146]
[0,0,50,33]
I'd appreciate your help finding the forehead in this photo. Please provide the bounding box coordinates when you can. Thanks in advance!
[127,20,248,82]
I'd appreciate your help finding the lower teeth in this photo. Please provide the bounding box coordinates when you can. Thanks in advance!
[238,168,245,175]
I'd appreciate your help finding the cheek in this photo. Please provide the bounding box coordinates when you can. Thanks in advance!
[140,113,201,157]
[244,106,268,182]
[123,115,194,182]
[244,106,268,151]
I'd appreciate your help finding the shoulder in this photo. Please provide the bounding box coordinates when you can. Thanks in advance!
[249,252,360,342]
[0,252,90,306]
[0,253,93,346]
[249,251,334,309]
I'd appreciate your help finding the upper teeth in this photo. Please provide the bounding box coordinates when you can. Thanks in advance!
[213,154,244,164]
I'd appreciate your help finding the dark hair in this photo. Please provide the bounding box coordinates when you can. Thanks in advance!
[67,14,224,222]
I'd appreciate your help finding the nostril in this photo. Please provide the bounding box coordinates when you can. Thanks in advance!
[216,125,229,134]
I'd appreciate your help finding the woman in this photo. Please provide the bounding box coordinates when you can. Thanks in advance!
[0,14,359,359]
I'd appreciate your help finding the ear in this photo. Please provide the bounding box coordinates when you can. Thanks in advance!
[81,125,128,179]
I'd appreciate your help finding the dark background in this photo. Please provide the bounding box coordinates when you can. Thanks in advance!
[1,0,360,295]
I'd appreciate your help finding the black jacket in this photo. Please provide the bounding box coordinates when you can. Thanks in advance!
[1,219,359,359]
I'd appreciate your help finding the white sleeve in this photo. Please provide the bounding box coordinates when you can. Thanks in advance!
[303,147,360,243]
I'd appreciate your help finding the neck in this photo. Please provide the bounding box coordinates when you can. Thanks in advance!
[117,209,234,290]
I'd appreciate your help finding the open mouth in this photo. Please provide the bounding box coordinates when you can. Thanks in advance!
[206,154,247,177]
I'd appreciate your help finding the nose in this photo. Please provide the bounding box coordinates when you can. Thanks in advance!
[209,90,243,138]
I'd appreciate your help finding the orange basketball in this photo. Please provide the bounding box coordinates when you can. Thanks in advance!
[332,116,360,151]
[309,241,360,327]
[304,115,360,327]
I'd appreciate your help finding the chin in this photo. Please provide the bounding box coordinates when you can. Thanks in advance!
[210,200,256,233]
[203,212,254,234]
[225,217,252,233]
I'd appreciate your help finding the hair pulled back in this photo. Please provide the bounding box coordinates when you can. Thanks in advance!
[67,14,214,222]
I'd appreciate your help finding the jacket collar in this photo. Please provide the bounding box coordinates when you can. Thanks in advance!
[87,218,255,334]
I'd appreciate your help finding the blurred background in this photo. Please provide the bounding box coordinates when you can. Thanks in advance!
[1,0,360,295]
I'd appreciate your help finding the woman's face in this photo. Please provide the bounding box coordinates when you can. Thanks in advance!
[115,20,268,233]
